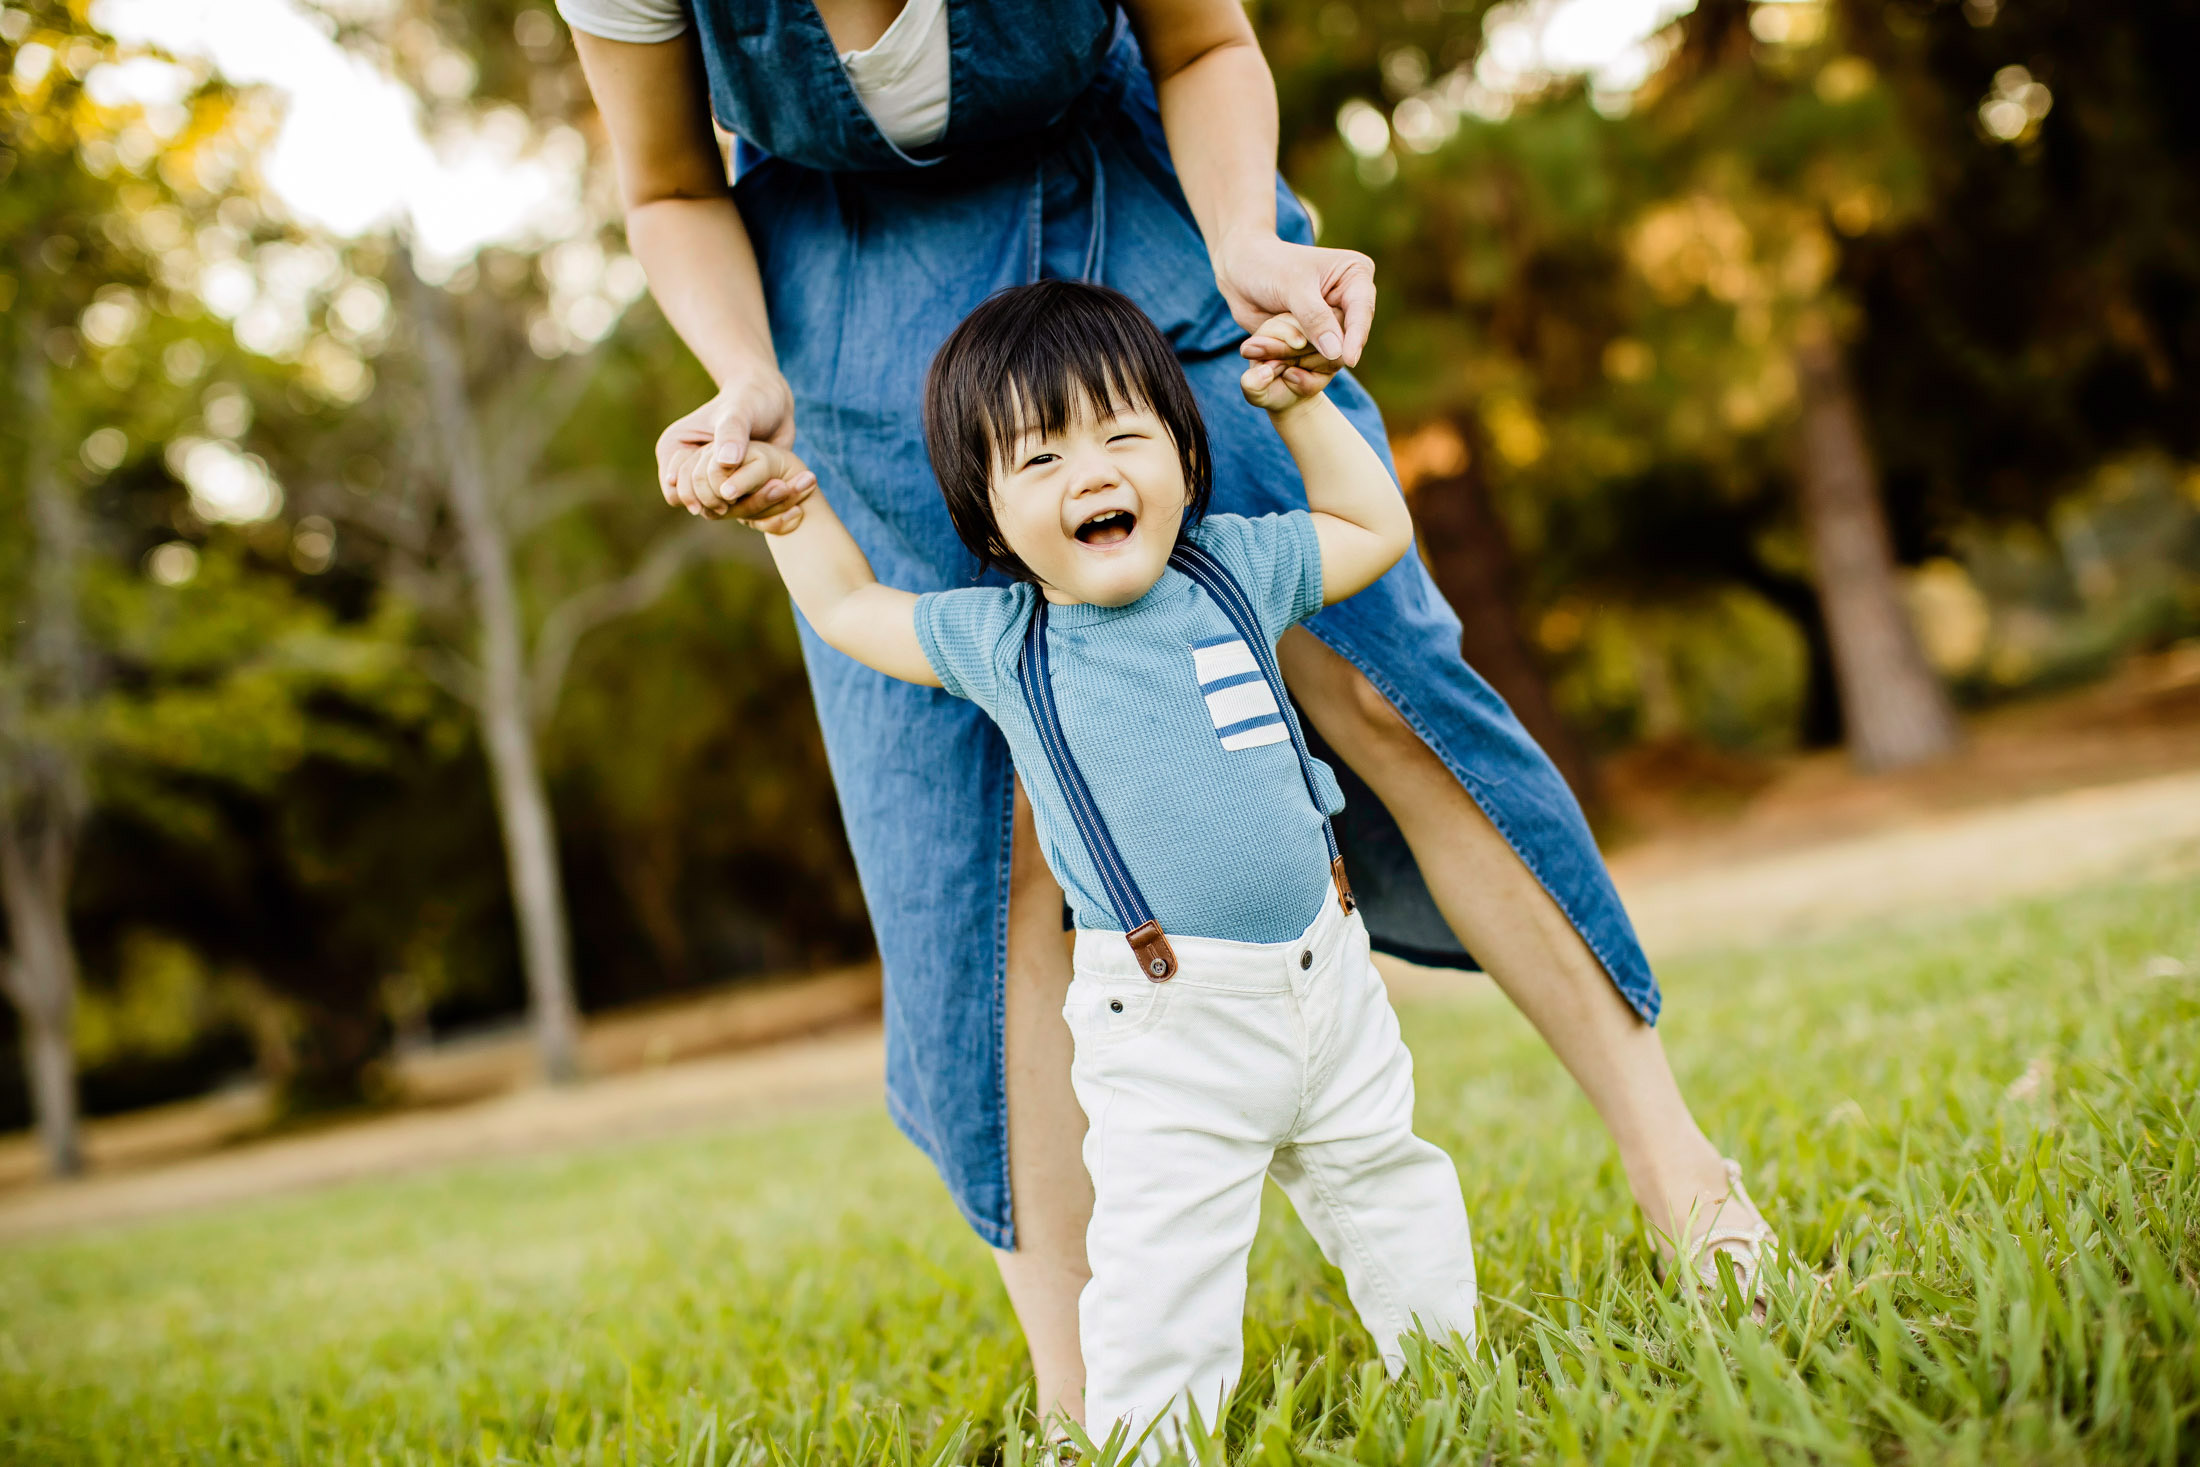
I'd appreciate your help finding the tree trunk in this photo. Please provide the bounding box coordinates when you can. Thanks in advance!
[1734,566,1845,748]
[1,828,83,1179]
[1793,333,1961,771]
[0,323,87,1176]
[1410,421,1602,806]
[412,278,583,1085]
[21,995,80,1175]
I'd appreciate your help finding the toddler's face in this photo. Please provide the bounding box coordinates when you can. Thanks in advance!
[989,394,1188,607]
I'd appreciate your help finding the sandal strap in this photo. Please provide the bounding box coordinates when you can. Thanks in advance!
[1684,1160,1779,1296]
[1698,1221,1775,1252]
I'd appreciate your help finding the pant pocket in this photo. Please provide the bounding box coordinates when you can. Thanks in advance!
[1062,976,1173,1056]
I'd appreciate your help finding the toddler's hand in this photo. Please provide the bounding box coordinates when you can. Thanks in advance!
[1239,315,1338,413]
[721,442,819,535]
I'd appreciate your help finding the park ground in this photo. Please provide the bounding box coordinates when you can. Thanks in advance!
[1,652,2198,1462]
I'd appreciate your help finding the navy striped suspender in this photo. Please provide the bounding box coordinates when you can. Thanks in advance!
[1170,542,1356,906]
[1016,543,1356,983]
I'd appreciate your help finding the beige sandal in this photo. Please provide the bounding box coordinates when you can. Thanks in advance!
[1674,1158,1781,1314]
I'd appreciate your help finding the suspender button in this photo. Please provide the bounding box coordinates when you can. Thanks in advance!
[1299,949,1313,971]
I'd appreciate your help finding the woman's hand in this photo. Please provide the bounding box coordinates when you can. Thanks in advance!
[1213,228,1376,372]
[655,370,799,520]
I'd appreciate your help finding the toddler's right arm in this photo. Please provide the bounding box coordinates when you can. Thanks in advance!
[731,445,942,688]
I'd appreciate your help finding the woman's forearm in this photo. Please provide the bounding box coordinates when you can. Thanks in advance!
[1128,1,1278,257]
[571,30,780,388]
[626,195,779,387]
[1128,1,1372,364]
[572,28,796,512]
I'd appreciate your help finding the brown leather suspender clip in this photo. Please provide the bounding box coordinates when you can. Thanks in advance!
[1331,856,1358,915]
[1125,920,1179,982]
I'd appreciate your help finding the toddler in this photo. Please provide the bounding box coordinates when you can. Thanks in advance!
[734,280,1478,1451]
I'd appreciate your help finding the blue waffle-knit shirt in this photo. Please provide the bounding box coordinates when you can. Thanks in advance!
[914,512,1346,944]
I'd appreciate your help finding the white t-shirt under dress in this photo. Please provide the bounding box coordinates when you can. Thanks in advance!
[555,0,951,149]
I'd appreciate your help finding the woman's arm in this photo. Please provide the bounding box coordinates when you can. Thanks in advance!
[728,448,940,686]
[1123,0,1377,367]
[1239,320,1411,605]
[571,30,797,520]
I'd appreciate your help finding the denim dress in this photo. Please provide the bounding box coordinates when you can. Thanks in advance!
[687,0,1661,1248]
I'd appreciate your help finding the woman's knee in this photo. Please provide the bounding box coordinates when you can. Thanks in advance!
[1281,629,1431,769]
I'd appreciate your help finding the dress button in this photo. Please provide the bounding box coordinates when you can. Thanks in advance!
[1299,949,1313,971]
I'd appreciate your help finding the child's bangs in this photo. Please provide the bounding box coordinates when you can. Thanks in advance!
[977,330,1159,472]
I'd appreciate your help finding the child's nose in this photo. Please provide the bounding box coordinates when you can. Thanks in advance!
[1067,449,1118,493]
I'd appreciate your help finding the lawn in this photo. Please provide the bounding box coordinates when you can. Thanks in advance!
[3,876,2196,1465]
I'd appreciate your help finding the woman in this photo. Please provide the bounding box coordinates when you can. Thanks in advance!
[564,0,1773,1421]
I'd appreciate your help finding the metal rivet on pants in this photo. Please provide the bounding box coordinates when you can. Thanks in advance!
[1109,999,1123,1013]
[1299,949,1313,970]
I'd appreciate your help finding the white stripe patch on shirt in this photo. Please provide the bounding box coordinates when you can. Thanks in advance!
[1191,638,1259,684]
[1192,634,1288,751]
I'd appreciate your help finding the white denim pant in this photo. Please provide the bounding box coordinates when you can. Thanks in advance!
[1064,886,1478,1450]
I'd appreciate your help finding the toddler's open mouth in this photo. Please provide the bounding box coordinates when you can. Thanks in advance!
[1074,508,1137,546]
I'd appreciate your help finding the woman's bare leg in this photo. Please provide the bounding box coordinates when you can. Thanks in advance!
[1278,629,1762,1250]
[992,780,1090,1428]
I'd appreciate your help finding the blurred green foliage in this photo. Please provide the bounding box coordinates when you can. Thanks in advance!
[1259,0,2200,750]
[0,0,866,1123]
[4,0,2200,1123]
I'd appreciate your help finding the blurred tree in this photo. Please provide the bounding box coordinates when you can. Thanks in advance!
[1257,0,1966,769]
[1,260,92,1177]
[1644,0,1960,768]
[0,0,384,1157]
[0,0,205,1173]
[215,0,721,1084]
[1257,0,2200,768]
[1258,0,1609,796]
[1832,0,2200,545]
[274,0,824,1080]
[360,253,751,1083]
[195,0,869,1061]
[0,0,871,1141]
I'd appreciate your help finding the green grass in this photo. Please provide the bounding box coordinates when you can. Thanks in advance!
[3,877,2197,1465]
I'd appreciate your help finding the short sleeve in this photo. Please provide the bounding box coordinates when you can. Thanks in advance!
[1187,512,1324,640]
[555,0,688,44]
[914,585,1031,716]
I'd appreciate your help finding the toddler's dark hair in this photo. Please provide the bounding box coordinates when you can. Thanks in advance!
[922,280,1212,583]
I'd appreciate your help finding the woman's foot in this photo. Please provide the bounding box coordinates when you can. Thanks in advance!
[1011,1431,1081,1467]
[1657,1158,1780,1315]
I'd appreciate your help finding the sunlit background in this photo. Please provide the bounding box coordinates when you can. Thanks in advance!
[2,0,2196,1159]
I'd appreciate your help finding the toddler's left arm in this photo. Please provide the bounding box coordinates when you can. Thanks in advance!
[1241,317,1414,605]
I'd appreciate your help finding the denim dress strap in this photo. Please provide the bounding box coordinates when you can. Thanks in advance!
[686,0,1117,173]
